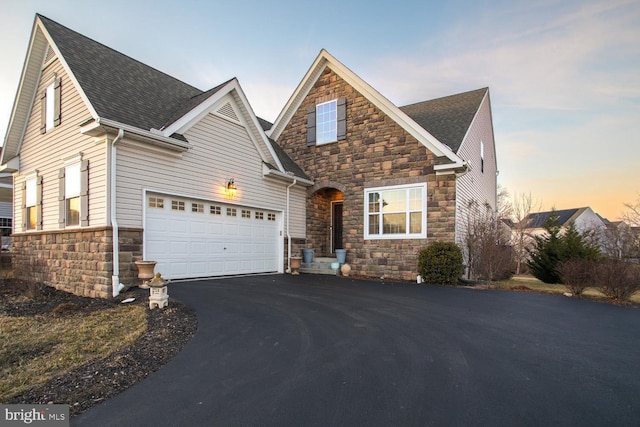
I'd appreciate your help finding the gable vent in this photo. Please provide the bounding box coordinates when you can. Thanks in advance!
[216,102,240,122]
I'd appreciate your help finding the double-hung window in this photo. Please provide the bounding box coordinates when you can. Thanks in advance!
[40,77,62,133]
[59,159,88,228]
[364,184,427,239]
[23,176,42,230]
[306,98,346,146]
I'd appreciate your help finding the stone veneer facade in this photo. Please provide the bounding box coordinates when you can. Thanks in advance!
[277,68,457,281]
[11,227,143,298]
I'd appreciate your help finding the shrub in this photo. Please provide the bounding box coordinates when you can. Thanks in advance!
[595,259,640,301]
[528,218,600,284]
[418,241,464,286]
[557,258,597,295]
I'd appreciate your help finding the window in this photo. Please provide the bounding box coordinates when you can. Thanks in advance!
[316,100,337,144]
[40,77,61,133]
[255,211,264,220]
[242,209,251,219]
[25,177,38,230]
[0,218,12,236]
[64,163,81,226]
[267,213,276,221]
[59,160,88,228]
[480,141,485,173]
[192,203,204,213]
[210,205,221,215]
[227,208,237,217]
[364,184,426,239]
[171,200,185,211]
[149,197,164,208]
[307,98,346,146]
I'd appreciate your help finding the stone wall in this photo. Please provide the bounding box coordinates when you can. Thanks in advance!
[11,227,143,298]
[277,68,458,281]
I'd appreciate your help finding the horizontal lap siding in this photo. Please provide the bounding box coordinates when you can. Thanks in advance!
[116,113,299,235]
[15,57,107,231]
[455,95,497,245]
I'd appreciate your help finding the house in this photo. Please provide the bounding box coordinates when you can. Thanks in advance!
[268,50,497,281]
[0,15,311,298]
[519,207,607,238]
[0,173,13,244]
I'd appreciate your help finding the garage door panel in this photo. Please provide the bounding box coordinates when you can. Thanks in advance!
[145,195,280,280]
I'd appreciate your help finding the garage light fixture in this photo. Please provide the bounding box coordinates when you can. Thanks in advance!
[226,178,237,197]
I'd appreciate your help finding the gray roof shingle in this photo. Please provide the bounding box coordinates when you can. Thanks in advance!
[399,87,488,153]
[39,14,217,132]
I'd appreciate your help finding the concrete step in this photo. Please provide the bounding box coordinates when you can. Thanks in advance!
[300,257,340,275]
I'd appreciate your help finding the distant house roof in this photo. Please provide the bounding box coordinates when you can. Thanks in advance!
[38,14,213,133]
[400,88,488,153]
[524,208,587,229]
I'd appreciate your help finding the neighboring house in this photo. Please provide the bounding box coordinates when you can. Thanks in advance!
[268,50,497,281]
[0,15,311,297]
[520,207,607,238]
[0,173,13,247]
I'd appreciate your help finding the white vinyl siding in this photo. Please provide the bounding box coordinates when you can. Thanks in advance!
[455,93,497,246]
[115,112,305,238]
[14,56,106,231]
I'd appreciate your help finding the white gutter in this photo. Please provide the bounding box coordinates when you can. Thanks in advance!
[285,178,297,273]
[110,129,125,297]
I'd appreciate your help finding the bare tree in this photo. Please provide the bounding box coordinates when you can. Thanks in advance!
[463,199,513,283]
[622,193,640,227]
[509,192,542,274]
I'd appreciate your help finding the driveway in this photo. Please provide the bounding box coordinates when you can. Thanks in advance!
[73,275,640,426]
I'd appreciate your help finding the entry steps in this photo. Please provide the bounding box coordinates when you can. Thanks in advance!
[300,257,341,275]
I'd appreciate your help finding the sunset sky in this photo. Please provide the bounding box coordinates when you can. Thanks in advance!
[1,0,638,220]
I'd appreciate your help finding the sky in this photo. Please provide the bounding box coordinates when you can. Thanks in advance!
[0,0,638,221]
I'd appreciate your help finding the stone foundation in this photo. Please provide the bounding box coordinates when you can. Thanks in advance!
[11,227,143,298]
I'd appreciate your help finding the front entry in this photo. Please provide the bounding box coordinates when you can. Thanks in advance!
[331,202,343,252]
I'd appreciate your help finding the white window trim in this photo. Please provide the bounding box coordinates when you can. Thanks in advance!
[45,82,55,131]
[316,99,337,145]
[364,183,427,240]
[64,161,82,228]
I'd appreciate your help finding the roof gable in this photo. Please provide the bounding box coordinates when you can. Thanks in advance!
[268,49,466,170]
[525,208,585,228]
[37,15,203,132]
[400,88,488,153]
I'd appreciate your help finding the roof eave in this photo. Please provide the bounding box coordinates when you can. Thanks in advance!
[81,119,191,152]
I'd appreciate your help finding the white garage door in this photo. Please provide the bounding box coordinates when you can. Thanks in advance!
[144,194,281,279]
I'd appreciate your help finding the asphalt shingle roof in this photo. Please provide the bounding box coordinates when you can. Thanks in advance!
[39,14,216,132]
[400,87,488,153]
[525,208,583,229]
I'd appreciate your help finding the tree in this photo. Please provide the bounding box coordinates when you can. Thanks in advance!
[622,193,640,226]
[527,214,600,284]
[462,199,513,282]
[509,192,541,274]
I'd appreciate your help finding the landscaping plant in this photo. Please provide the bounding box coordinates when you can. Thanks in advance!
[418,241,464,286]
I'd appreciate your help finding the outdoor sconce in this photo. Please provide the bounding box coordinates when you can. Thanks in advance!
[226,178,237,197]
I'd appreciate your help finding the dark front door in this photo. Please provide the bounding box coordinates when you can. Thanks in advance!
[332,202,343,252]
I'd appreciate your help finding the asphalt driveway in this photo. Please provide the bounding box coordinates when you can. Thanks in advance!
[73,274,640,426]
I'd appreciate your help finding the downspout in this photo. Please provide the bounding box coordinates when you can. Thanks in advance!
[285,178,297,273]
[110,129,125,297]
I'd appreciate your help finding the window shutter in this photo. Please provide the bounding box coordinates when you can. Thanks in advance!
[36,176,43,230]
[40,91,47,134]
[80,160,89,226]
[21,182,27,230]
[53,78,62,127]
[59,168,66,227]
[306,106,316,146]
[337,97,346,140]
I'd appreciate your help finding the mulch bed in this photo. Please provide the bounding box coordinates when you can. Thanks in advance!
[0,280,198,417]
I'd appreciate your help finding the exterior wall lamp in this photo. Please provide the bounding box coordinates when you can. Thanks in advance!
[226,178,237,197]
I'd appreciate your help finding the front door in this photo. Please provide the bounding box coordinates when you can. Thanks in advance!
[332,202,343,252]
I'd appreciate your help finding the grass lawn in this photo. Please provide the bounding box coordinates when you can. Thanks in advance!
[0,304,147,401]
[494,275,640,304]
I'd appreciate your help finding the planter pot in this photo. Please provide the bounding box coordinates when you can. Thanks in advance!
[335,249,347,264]
[340,263,351,277]
[290,256,302,275]
[302,248,314,264]
[134,260,157,289]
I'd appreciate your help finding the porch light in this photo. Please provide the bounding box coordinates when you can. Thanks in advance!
[226,178,237,197]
